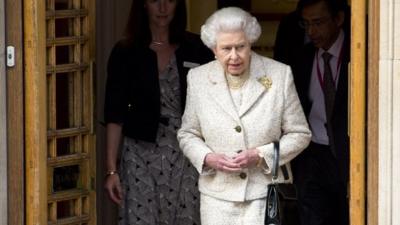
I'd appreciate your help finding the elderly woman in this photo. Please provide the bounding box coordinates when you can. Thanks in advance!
[177,7,311,225]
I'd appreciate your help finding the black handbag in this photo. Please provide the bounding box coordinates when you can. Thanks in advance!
[265,142,299,225]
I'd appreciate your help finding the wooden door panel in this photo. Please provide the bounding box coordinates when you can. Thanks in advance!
[45,0,96,224]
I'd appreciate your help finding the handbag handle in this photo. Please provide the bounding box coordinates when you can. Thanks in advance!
[265,141,282,225]
[272,141,280,182]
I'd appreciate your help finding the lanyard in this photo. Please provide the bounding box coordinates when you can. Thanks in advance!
[316,43,344,90]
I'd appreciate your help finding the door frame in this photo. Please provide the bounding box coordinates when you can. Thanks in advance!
[0,0,8,223]
[350,0,367,224]
[367,0,379,224]
[5,0,25,224]
[23,0,47,224]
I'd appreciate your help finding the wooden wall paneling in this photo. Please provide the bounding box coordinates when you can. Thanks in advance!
[367,0,379,224]
[350,0,367,224]
[5,0,25,224]
[24,0,47,224]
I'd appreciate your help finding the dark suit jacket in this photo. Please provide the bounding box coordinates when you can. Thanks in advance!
[291,36,350,183]
[104,32,213,142]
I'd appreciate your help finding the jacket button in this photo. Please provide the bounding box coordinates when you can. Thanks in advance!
[234,126,242,133]
[239,172,247,179]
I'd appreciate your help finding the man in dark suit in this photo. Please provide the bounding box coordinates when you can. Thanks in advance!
[290,0,350,225]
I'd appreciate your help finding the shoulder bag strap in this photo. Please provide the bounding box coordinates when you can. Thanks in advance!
[272,141,280,181]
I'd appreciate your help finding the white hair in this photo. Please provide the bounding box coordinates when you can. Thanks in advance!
[200,7,262,49]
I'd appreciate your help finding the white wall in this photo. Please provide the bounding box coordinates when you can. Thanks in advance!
[0,0,8,223]
[379,0,400,224]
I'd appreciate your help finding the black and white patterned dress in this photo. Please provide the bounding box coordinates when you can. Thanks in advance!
[119,55,200,225]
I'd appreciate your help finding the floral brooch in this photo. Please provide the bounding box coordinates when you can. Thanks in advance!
[257,76,272,90]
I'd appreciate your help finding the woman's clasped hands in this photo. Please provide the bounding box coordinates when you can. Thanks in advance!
[204,148,261,172]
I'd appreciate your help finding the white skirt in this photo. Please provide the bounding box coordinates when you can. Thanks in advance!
[200,194,266,225]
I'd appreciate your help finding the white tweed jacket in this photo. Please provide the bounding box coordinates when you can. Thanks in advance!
[177,52,311,202]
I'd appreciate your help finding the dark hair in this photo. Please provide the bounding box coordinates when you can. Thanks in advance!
[123,0,187,45]
[297,0,348,17]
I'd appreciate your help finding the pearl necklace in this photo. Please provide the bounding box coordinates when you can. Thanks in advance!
[225,72,249,90]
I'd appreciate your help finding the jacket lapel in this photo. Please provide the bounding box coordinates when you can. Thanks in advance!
[206,61,240,122]
[238,53,268,117]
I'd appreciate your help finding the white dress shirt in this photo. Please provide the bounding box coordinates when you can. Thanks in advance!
[308,30,345,145]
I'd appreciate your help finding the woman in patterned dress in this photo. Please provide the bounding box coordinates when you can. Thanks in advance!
[103,0,212,224]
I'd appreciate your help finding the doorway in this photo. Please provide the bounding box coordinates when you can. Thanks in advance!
[95,1,367,225]
[4,0,370,224]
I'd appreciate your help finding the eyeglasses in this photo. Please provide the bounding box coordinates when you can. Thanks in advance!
[298,17,332,29]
